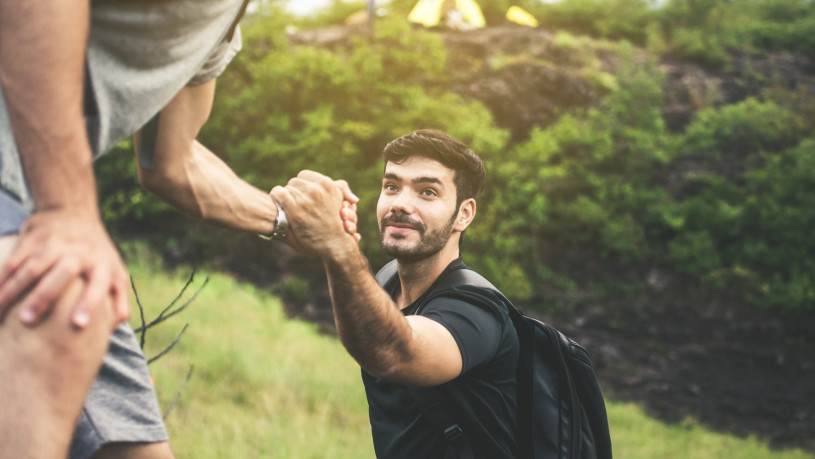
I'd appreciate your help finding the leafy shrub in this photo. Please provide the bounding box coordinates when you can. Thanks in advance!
[664,100,812,311]
[95,140,175,227]
[529,0,654,45]
[467,50,669,302]
[95,4,815,316]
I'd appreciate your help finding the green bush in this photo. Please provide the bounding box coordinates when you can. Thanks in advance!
[529,0,654,45]
[467,51,669,303]
[665,100,812,311]
[95,140,176,227]
[95,5,815,316]
[657,0,815,66]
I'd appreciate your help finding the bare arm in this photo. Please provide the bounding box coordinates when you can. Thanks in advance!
[0,0,128,328]
[136,80,359,236]
[272,171,462,386]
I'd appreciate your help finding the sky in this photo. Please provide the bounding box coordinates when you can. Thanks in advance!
[282,0,344,16]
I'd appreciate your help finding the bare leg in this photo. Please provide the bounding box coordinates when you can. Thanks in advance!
[0,235,113,459]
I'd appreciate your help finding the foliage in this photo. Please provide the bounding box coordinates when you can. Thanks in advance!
[95,2,815,315]
[661,99,812,311]
[201,13,508,267]
[521,0,815,68]
[128,256,812,458]
[95,140,175,225]
[468,48,669,302]
[529,0,654,45]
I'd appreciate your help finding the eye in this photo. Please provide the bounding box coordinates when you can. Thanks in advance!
[383,183,398,193]
[420,188,438,197]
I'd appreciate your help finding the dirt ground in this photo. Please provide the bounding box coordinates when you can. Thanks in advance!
[545,293,815,453]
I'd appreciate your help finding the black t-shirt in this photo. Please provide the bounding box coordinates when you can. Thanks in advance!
[363,258,519,459]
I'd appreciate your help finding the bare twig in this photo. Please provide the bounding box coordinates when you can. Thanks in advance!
[133,274,209,334]
[129,269,204,420]
[154,269,197,322]
[162,365,194,420]
[147,323,189,365]
[132,275,148,349]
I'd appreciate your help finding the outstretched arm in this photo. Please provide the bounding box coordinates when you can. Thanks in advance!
[0,0,129,328]
[271,171,462,386]
[136,80,360,238]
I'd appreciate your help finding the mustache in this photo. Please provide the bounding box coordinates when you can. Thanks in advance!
[380,213,426,233]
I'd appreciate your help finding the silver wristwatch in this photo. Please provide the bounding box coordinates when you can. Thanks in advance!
[259,199,288,241]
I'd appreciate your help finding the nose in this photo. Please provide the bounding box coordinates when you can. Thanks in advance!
[388,191,415,215]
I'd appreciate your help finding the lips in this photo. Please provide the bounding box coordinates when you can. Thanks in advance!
[381,214,425,234]
[389,222,417,230]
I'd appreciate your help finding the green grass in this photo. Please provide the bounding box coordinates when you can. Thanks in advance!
[125,255,812,459]
[127,257,373,458]
[607,402,812,459]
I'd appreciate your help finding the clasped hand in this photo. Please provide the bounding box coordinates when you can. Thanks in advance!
[271,171,360,256]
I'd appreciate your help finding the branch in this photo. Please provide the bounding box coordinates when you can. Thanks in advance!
[134,271,209,333]
[162,365,194,420]
[132,275,148,349]
[147,323,189,365]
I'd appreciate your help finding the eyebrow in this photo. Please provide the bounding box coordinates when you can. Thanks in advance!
[383,172,444,187]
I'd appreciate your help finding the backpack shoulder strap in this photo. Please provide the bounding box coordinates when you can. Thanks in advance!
[374,259,398,287]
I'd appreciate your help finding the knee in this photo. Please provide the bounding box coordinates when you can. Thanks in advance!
[0,277,113,380]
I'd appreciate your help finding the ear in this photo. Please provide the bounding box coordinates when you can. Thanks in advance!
[453,198,476,232]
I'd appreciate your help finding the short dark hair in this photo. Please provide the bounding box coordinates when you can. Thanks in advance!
[382,129,486,207]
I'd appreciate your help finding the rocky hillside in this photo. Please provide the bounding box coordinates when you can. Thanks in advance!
[286,22,815,452]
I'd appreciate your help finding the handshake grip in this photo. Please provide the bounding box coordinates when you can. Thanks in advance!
[263,173,361,248]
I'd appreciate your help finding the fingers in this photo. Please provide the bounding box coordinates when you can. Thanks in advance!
[1,210,129,330]
[0,243,58,321]
[71,265,111,328]
[292,170,359,204]
[333,179,359,204]
[16,256,82,325]
[72,266,129,330]
[340,204,361,242]
[270,185,294,211]
[109,273,131,326]
[0,229,37,283]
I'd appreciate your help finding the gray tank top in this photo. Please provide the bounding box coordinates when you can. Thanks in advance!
[0,0,246,209]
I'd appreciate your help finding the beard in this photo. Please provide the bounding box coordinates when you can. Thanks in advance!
[378,211,457,262]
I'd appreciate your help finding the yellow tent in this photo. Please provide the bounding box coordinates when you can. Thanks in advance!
[506,5,538,27]
[408,0,486,29]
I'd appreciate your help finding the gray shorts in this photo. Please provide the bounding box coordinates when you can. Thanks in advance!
[0,188,167,459]
[69,323,169,459]
[0,187,26,236]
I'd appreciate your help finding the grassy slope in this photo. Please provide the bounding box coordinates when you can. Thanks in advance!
[126,256,812,458]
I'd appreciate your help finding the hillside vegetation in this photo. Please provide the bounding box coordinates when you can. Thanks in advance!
[128,252,811,458]
[98,0,815,314]
[94,0,815,451]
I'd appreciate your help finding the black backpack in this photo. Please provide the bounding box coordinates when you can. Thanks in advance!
[375,260,612,459]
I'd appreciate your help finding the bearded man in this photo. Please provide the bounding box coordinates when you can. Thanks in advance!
[272,129,519,458]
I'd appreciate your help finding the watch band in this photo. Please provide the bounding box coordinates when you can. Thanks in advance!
[258,199,288,241]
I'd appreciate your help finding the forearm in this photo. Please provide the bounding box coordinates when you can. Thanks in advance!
[141,140,276,234]
[0,1,97,215]
[323,243,413,377]
[135,80,276,234]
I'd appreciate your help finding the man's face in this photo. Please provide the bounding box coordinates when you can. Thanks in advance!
[377,156,460,262]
